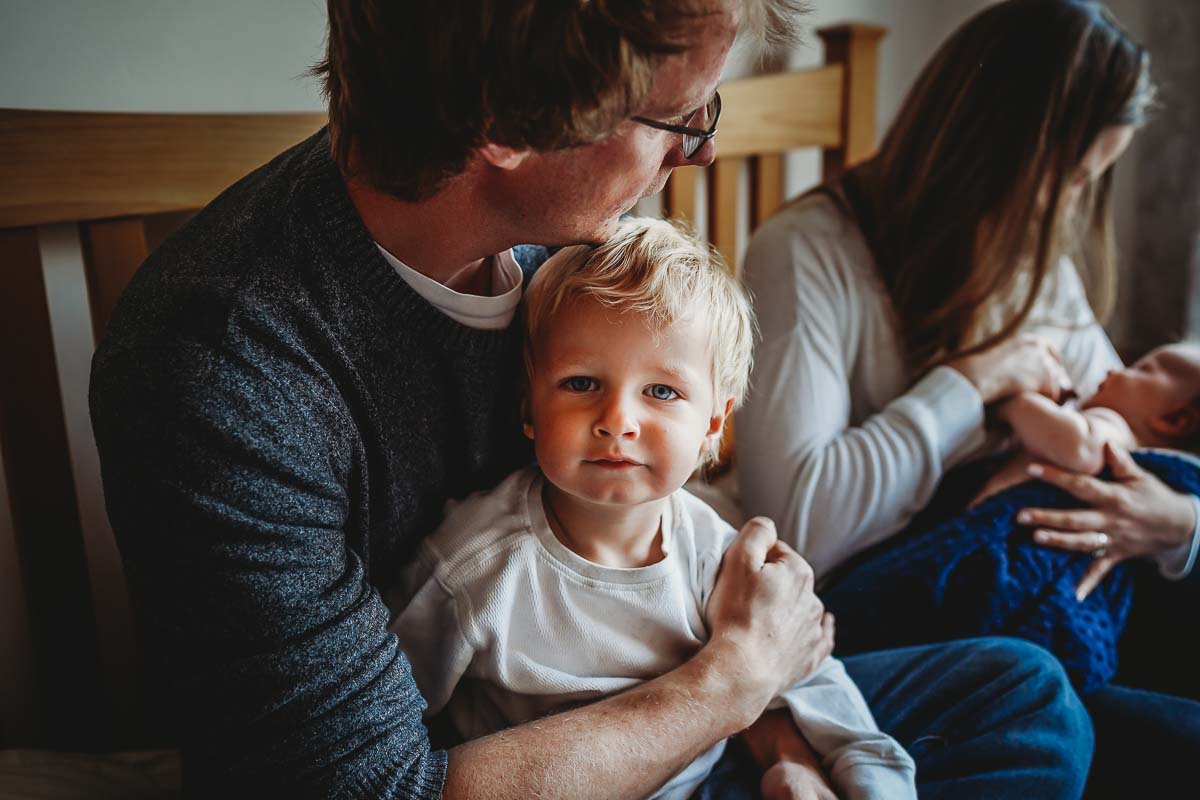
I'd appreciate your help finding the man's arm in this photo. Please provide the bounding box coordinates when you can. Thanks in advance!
[444,642,757,799]
[92,343,448,797]
[999,391,1134,474]
[441,519,833,800]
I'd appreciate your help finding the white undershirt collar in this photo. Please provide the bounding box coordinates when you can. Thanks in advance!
[375,244,523,330]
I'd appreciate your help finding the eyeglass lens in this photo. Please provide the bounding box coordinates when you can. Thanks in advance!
[682,96,718,158]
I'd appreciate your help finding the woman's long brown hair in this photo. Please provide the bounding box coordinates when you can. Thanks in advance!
[844,0,1154,378]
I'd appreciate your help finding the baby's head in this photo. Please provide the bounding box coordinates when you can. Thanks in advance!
[1084,342,1200,451]
[522,217,754,506]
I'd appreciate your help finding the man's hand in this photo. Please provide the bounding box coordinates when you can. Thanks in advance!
[706,517,834,721]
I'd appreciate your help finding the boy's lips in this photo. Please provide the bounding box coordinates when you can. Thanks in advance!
[585,456,643,469]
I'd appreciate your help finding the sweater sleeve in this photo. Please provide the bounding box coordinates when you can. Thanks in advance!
[770,659,916,800]
[90,341,445,799]
[736,213,986,578]
[390,549,476,719]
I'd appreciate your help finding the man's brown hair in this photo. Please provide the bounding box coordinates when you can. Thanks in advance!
[314,1,804,202]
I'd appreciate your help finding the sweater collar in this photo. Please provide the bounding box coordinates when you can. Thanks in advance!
[295,128,519,356]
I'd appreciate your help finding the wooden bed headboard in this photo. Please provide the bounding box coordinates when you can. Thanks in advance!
[0,23,884,751]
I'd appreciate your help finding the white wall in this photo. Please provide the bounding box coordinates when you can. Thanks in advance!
[722,0,951,198]
[0,0,328,112]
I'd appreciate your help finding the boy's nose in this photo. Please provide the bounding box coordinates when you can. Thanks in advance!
[594,398,639,439]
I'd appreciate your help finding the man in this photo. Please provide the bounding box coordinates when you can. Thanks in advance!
[90,2,1093,797]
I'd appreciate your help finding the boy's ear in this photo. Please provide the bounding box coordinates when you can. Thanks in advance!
[521,396,535,441]
[478,142,531,171]
[1148,403,1200,439]
[707,398,735,437]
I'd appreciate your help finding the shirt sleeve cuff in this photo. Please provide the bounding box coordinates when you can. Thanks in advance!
[897,365,987,466]
[829,759,918,800]
[1156,494,1200,580]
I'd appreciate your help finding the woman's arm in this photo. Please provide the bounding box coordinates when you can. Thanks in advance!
[738,207,985,576]
[738,211,1110,577]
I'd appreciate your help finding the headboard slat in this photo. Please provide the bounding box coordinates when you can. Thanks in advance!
[83,218,149,341]
[751,154,785,229]
[709,158,741,274]
[715,65,844,159]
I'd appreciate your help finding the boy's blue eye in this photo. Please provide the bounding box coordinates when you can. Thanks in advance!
[563,376,598,392]
[647,384,678,401]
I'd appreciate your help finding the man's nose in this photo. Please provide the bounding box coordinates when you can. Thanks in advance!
[664,137,716,171]
[688,136,717,167]
[594,395,639,439]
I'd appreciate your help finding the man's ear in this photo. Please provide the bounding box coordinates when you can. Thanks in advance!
[1148,403,1200,439]
[707,398,735,438]
[478,143,531,171]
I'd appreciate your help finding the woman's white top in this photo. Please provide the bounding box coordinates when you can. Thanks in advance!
[736,192,1121,580]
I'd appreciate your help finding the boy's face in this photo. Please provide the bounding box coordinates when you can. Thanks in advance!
[1084,344,1200,427]
[525,296,728,508]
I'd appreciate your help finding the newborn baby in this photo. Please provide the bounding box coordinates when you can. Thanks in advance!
[974,342,1200,503]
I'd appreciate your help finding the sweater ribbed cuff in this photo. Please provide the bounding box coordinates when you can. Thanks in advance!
[349,747,447,800]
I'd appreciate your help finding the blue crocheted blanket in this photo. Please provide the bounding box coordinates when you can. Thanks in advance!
[821,450,1200,694]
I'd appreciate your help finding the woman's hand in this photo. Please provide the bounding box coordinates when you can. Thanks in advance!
[948,333,1073,405]
[1018,443,1197,600]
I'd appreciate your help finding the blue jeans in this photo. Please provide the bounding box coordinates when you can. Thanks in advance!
[1084,685,1200,799]
[1081,561,1200,798]
[695,637,1092,799]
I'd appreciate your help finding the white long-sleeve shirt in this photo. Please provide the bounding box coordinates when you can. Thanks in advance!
[736,192,1121,580]
[387,467,916,800]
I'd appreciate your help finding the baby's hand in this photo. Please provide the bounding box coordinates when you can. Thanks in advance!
[761,760,840,800]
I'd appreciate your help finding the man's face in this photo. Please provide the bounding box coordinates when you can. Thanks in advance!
[496,7,738,246]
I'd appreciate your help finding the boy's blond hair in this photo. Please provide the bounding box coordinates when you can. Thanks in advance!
[524,217,755,466]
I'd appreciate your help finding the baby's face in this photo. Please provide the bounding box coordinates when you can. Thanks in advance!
[524,295,725,508]
[1084,344,1200,425]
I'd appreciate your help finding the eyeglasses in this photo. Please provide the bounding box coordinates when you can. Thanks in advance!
[631,91,721,160]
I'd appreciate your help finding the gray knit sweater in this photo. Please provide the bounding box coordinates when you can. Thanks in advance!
[90,130,531,798]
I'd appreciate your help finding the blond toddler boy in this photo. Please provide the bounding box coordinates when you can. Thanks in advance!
[388,218,916,800]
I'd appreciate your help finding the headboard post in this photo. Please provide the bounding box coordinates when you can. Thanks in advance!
[818,23,887,179]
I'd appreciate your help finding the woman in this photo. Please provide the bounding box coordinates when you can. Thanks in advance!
[737,0,1200,793]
